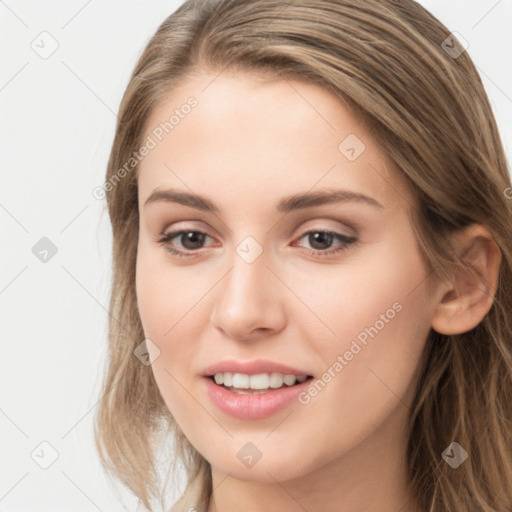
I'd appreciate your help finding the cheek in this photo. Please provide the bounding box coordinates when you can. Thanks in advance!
[301,240,433,434]
[135,249,202,422]
[135,244,211,384]
[293,234,431,356]
[136,244,203,339]
[135,255,167,339]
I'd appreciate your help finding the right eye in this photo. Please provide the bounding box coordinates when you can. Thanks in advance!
[156,229,216,258]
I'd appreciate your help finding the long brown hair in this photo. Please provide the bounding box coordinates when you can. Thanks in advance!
[95,1,512,510]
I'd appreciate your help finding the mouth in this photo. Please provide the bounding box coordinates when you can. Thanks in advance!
[207,372,314,395]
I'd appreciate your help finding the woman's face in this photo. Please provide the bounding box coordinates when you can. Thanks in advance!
[136,69,438,488]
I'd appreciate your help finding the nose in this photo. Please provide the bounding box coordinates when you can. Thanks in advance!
[209,245,286,342]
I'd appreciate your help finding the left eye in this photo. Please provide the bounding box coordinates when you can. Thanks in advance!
[155,229,357,258]
[294,230,357,256]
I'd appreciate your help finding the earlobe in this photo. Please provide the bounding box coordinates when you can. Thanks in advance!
[431,224,501,336]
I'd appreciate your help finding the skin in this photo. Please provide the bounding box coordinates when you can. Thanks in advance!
[135,68,500,512]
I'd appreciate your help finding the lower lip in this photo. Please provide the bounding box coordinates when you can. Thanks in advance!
[203,377,312,420]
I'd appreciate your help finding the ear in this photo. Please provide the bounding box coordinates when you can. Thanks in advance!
[431,224,501,335]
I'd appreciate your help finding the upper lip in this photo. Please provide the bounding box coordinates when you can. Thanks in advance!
[202,359,312,377]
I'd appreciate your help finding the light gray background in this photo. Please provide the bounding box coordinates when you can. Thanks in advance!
[1,1,511,510]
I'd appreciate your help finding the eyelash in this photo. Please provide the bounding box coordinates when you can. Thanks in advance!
[155,229,357,259]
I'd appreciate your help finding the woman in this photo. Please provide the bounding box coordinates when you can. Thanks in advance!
[95,1,512,511]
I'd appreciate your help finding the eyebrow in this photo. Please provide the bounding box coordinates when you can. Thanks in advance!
[143,187,384,213]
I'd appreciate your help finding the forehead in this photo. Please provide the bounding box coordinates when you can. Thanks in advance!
[138,69,413,214]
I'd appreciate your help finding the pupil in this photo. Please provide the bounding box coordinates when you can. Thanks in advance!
[309,232,333,250]
[182,232,205,250]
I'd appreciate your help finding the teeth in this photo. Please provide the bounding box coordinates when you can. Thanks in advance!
[212,372,309,390]
[232,373,249,388]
